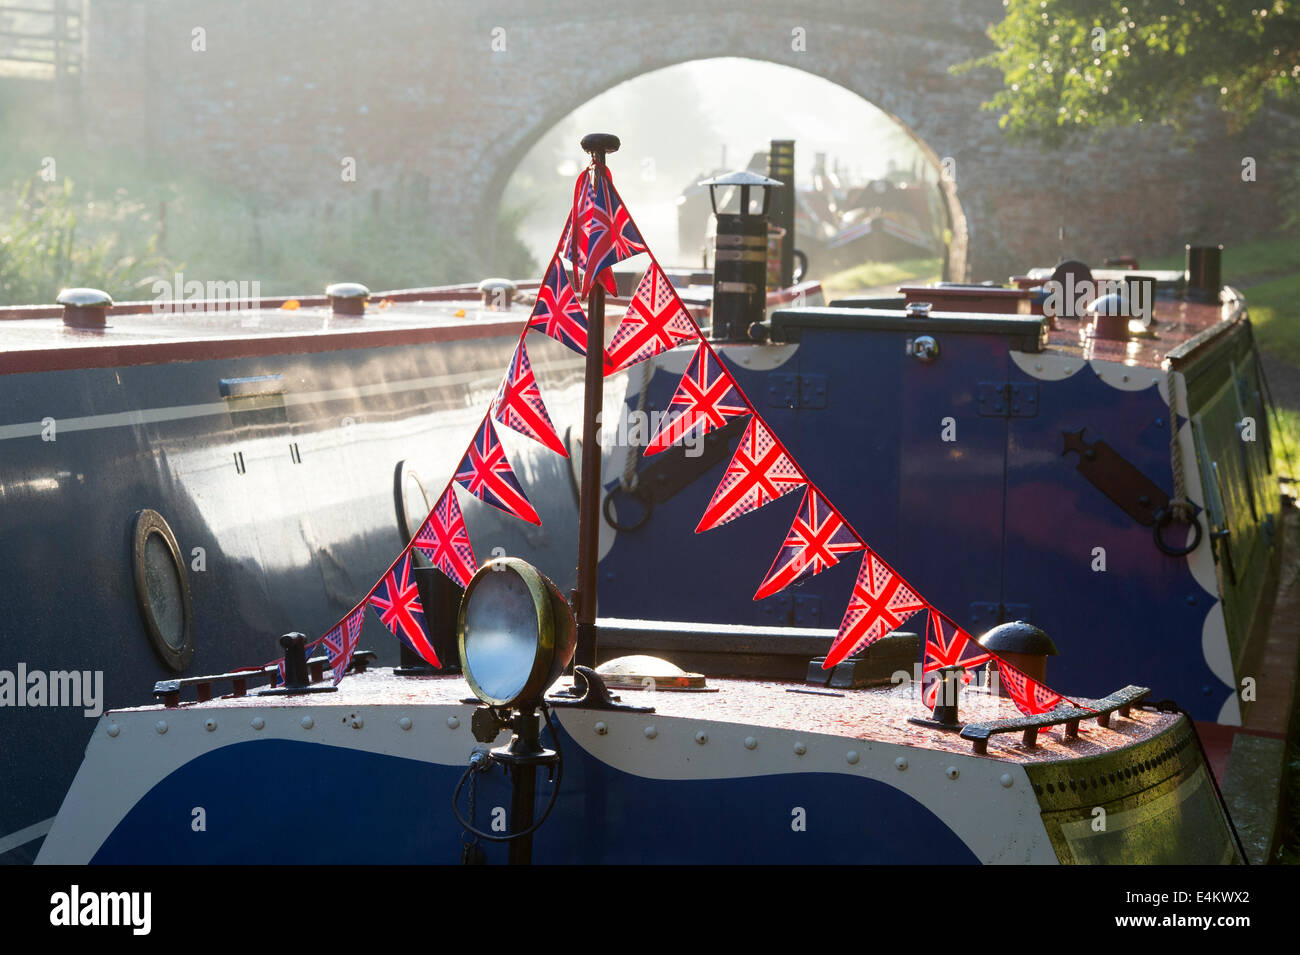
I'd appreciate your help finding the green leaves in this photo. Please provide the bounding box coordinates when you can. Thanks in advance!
[955,0,1300,146]
[0,176,168,306]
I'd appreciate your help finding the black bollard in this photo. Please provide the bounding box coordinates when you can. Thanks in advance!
[908,665,967,730]
[258,632,338,696]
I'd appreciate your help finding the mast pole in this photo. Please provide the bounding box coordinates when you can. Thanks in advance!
[574,132,619,670]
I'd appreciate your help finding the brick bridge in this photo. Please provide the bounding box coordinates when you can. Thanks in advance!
[82,0,1279,281]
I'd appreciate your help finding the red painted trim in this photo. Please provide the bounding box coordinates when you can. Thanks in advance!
[1,318,530,375]
[0,282,543,321]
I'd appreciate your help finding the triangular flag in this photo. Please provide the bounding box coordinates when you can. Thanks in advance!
[644,343,750,456]
[369,548,440,667]
[604,262,699,374]
[454,417,542,525]
[321,606,367,686]
[824,548,927,667]
[697,416,805,533]
[413,485,478,588]
[528,254,590,355]
[560,171,616,296]
[493,340,567,457]
[579,166,646,296]
[753,487,863,600]
[996,657,1071,716]
[922,609,991,709]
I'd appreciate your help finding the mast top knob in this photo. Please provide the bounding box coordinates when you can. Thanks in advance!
[580,133,621,157]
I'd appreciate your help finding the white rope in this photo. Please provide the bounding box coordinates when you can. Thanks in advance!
[1166,373,1194,523]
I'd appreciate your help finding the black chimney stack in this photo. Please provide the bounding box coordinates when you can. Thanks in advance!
[767,140,796,289]
[1186,244,1223,303]
[702,170,783,341]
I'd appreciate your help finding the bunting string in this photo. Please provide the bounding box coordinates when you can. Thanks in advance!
[260,161,1079,720]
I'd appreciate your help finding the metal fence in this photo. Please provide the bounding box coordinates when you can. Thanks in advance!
[0,0,82,83]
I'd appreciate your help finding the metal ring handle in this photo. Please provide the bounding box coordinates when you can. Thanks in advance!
[792,249,809,284]
[602,485,653,532]
[1152,507,1203,557]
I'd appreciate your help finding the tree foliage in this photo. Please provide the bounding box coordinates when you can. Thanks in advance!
[0,177,168,306]
[957,0,1300,147]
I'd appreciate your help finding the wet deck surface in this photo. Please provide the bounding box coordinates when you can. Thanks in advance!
[2,300,513,342]
[124,669,1178,764]
[0,287,646,374]
[1040,296,1233,369]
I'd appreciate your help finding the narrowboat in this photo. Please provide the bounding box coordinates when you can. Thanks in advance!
[6,136,1295,865]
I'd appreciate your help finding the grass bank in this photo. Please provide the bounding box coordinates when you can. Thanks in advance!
[819,256,942,299]
[0,81,535,306]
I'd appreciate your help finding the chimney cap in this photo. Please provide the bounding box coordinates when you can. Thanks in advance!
[699,169,784,189]
[477,277,516,309]
[324,282,370,300]
[476,277,516,294]
[56,287,113,309]
[325,283,369,317]
[977,620,1058,656]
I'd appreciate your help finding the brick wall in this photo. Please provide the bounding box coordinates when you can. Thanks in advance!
[82,0,1284,282]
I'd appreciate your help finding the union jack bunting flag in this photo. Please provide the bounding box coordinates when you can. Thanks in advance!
[528,254,590,355]
[922,609,991,709]
[604,262,699,374]
[753,487,863,600]
[644,344,750,456]
[321,606,367,686]
[578,167,646,296]
[454,417,541,525]
[560,170,616,295]
[696,417,805,533]
[997,659,1069,717]
[413,485,478,588]
[824,548,927,667]
[369,548,440,667]
[493,340,567,457]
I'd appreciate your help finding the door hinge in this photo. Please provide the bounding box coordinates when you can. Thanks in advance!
[767,373,828,410]
[977,382,1038,417]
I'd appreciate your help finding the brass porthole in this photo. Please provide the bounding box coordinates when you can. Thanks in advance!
[131,509,195,672]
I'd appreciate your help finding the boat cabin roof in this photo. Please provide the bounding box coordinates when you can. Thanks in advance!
[0,284,545,375]
[124,668,1178,765]
[818,269,1244,371]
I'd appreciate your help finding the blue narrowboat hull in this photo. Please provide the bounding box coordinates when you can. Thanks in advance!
[36,673,1238,865]
[2,274,1288,865]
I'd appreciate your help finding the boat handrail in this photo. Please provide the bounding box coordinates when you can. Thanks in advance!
[151,650,378,707]
[959,684,1150,754]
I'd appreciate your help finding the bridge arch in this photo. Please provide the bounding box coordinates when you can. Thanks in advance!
[485,56,970,280]
[79,0,1276,284]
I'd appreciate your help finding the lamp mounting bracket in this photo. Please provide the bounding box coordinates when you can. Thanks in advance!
[547,666,655,713]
